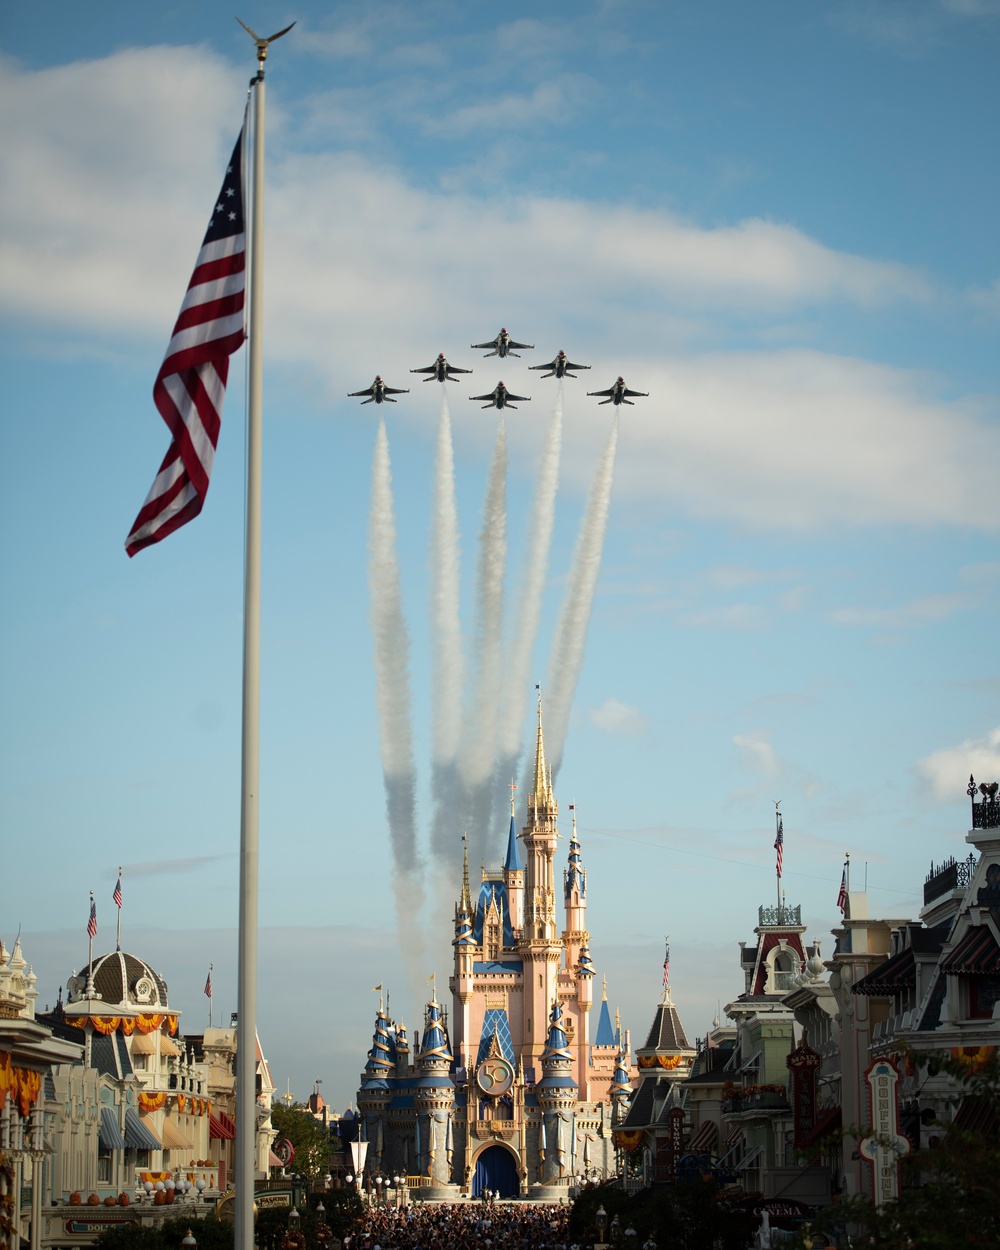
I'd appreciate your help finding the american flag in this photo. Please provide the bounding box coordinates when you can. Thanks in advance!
[125,128,247,556]
[774,812,784,878]
[113,873,123,909]
[662,938,670,989]
[204,968,213,998]
[837,864,848,912]
[87,896,98,939]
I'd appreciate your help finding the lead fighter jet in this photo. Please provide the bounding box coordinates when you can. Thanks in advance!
[587,376,649,406]
[348,376,410,405]
[470,382,531,410]
[411,353,473,382]
[471,328,534,359]
[530,350,590,380]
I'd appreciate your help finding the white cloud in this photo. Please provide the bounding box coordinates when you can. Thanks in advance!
[829,592,970,628]
[917,727,1000,800]
[588,697,647,736]
[3,46,998,535]
[733,731,781,777]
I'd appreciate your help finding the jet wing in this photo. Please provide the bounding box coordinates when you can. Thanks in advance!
[529,361,556,373]
[504,392,531,403]
[587,387,615,397]
[622,387,649,398]
[507,340,534,351]
[470,392,497,402]
[445,365,473,374]
[348,387,376,397]
[471,341,500,351]
[382,386,410,395]
[564,360,590,372]
[410,364,437,374]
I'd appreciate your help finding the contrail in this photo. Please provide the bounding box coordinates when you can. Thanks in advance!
[541,411,620,779]
[494,386,564,830]
[459,418,508,861]
[368,419,424,972]
[429,391,464,864]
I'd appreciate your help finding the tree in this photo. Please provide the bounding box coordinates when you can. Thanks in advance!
[270,1103,333,1181]
[96,1215,234,1250]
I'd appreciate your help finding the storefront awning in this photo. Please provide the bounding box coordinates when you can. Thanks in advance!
[798,1105,841,1149]
[210,1110,236,1140]
[854,948,916,995]
[941,925,1000,975]
[734,1144,764,1171]
[99,1108,126,1151]
[159,1035,182,1057]
[124,1108,162,1151]
[688,1120,718,1152]
[159,1116,193,1150]
[951,1095,998,1138]
[129,1033,157,1055]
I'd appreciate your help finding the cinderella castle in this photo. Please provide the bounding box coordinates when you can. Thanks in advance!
[355,700,635,1198]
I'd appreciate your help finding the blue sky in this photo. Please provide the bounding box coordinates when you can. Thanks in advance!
[1,0,998,1109]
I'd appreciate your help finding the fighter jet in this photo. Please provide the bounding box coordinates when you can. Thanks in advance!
[530,351,591,380]
[411,353,473,383]
[471,328,534,359]
[469,382,531,410]
[348,376,410,405]
[587,377,649,406]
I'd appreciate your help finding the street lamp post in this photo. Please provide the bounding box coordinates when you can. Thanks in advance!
[611,1215,621,1247]
[595,1205,607,1247]
[180,1232,197,1250]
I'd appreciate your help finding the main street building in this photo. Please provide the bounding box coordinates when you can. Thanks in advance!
[356,702,633,1198]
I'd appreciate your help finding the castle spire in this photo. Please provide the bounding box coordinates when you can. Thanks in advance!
[460,834,472,913]
[504,784,522,872]
[530,686,554,814]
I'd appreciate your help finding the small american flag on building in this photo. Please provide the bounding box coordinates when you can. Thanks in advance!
[113,873,123,909]
[125,127,247,556]
[204,968,213,998]
[837,864,848,913]
[87,896,97,939]
[774,812,784,878]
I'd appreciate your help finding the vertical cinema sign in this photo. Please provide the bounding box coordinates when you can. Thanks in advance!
[787,1039,821,1148]
[859,1058,910,1207]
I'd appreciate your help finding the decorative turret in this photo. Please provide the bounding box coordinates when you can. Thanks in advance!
[360,1009,393,1090]
[414,998,456,1192]
[504,787,525,933]
[594,979,616,1046]
[536,1000,578,1185]
[576,942,595,979]
[454,839,476,947]
[610,1045,633,1121]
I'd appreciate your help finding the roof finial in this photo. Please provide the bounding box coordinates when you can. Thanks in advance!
[602,975,608,1002]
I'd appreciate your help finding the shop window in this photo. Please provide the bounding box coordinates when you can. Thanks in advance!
[968,975,1000,1020]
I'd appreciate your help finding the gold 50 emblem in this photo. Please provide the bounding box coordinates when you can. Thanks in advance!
[476,1058,514,1096]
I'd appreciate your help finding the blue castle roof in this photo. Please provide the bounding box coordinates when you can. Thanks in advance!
[504,813,522,872]
[594,993,616,1047]
[473,878,515,948]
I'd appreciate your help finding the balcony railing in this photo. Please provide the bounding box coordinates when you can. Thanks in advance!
[925,853,976,905]
[723,1089,790,1115]
[758,904,801,927]
[969,775,1000,829]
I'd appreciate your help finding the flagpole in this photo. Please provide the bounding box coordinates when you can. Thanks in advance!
[209,963,214,1029]
[235,42,265,1250]
[116,866,122,952]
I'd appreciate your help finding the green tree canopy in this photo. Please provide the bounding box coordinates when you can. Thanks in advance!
[270,1103,333,1181]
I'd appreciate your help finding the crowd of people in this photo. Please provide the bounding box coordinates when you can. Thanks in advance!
[339,1202,572,1250]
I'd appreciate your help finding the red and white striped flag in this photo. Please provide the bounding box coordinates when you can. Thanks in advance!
[837,864,848,913]
[113,873,123,909]
[204,968,213,998]
[125,128,246,556]
[774,812,784,878]
[87,896,98,939]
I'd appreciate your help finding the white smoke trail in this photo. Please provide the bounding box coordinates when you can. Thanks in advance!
[493,386,564,830]
[429,392,464,863]
[458,418,508,860]
[542,412,621,777]
[368,420,424,972]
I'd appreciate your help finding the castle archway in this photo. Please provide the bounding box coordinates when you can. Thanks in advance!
[471,1143,520,1198]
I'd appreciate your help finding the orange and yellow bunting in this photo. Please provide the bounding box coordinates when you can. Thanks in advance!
[951,1045,996,1072]
[138,1091,167,1113]
[176,1094,187,1113]
[612,1129,644,1152]
[0,1053,43,1118]
[139,1172,171,1185]
[637,1053,683,1070]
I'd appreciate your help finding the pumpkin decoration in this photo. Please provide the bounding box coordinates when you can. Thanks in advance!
[154,1191,166,1206]
[69,1193,81,1206]
[118,1193,131,1207]
[165,1189,175,1205]
[87,1194,100,1206]
[104,1196,117,1207]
